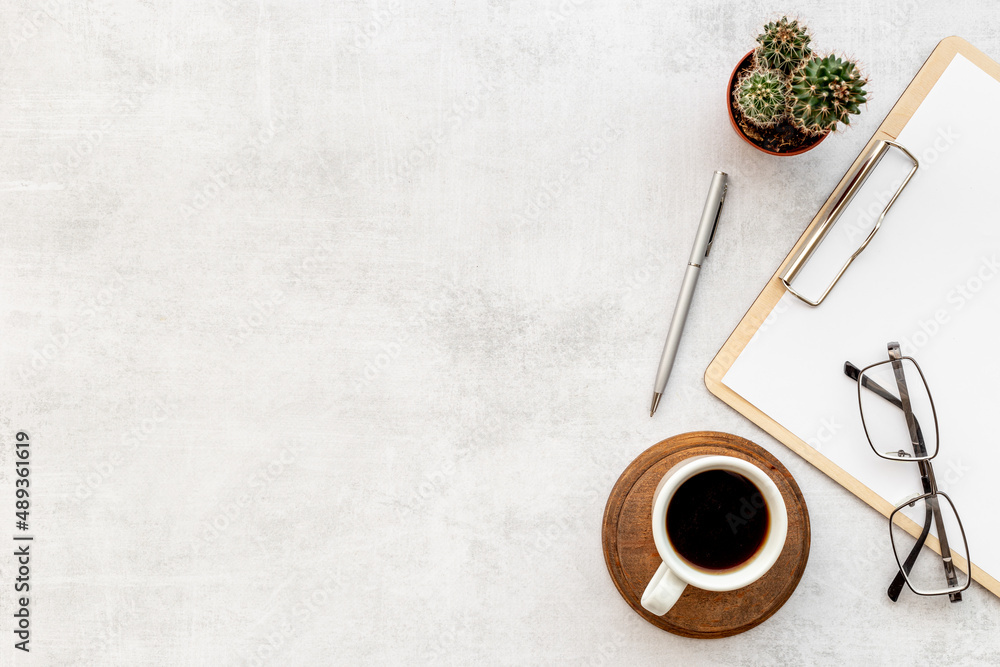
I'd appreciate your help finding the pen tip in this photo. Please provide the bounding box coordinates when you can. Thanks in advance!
[649,392,662,417]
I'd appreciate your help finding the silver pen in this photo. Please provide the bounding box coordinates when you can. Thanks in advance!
[650,171,728,417]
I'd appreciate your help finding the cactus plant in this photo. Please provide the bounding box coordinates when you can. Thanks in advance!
[788,54,868,135]
[755,17,812,76]
[734,67,788,128]
[729,16,869,153]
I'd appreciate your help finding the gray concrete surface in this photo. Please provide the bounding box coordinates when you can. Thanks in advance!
[1,1,999,665]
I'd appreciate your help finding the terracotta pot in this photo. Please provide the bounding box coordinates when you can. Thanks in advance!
[727,50,826,156]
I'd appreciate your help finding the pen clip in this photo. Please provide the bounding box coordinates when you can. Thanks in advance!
[704,183,727,258]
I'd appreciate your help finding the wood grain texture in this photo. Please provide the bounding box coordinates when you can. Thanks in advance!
[703,36,1000,599]
[602,431,810,639]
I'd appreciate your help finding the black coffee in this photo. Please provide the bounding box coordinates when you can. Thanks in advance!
[666,470,769,571]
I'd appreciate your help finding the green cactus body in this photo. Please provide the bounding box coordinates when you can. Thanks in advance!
[755,17,812,76]
[788,55,868,135]
[735,67,788,128]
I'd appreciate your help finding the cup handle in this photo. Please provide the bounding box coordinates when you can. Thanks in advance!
[641,562,687,615]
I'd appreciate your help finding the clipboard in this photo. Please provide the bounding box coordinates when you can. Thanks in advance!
[705,36,1000,598]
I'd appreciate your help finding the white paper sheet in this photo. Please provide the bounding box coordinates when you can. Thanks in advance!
[724,53,1000,582]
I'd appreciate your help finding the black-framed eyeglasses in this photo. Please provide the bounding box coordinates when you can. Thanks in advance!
[844,342,971,602]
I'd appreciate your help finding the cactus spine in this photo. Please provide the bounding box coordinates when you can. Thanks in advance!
[754,17,812,76]
[788,54,868,135]
[734,67,788,128]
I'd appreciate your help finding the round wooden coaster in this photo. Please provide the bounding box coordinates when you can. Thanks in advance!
[602,431,810,639]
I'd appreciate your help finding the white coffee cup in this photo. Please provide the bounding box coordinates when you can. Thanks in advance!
[640,455,788,615]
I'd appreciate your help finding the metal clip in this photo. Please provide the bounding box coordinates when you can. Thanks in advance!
[780,140,919,307]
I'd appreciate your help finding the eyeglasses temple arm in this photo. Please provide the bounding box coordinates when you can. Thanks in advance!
[845,362,901,407]
[926,492,963,602]
[888,504,933,601]
[843,362,926,446]
[888,348,928,461]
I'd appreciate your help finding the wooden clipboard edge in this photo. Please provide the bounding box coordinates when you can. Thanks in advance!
[704,35,1000,598]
